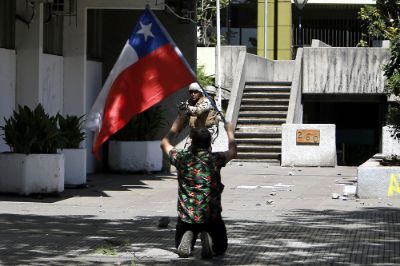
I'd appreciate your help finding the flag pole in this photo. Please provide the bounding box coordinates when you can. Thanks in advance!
[216,0,222,110]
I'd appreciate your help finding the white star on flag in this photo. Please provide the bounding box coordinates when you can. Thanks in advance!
[137,22,154,42]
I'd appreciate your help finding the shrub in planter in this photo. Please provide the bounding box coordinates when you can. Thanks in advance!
[57,114,85,149]
[2,104,64,153]
[111,106,166,141]
[0,104,65,195]
[57,114,87,187]
[108,106,166,172]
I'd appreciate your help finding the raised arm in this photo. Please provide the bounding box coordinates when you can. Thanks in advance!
[224,122,237,163]
[160,114,185,155]
[187,97,212,116]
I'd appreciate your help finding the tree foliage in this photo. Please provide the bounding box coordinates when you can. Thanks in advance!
[197,63,214,87]
[197,0,229,47]
[359,0,400,138]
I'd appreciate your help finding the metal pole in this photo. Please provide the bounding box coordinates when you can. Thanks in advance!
[264,0,268,58]
[298,14,302,47]
[216,0,222,109]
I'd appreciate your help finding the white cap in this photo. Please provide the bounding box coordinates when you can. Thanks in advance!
[188,82,202,93]
[205,85,217,95]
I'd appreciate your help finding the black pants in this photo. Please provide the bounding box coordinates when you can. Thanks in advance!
[175,217,228,256]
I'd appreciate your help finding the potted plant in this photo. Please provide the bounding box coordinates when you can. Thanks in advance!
[57,114,87,187]
[108,105,166,173]
[0,104,65,195]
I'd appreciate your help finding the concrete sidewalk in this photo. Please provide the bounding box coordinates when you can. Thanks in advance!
[0,163,400,265]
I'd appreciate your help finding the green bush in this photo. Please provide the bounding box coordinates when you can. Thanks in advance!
[110,106,166,141]
[0,104,65,154]
[197,63,214,87]
[57,114,85,149]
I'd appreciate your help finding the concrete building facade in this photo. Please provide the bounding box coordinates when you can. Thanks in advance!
[0,0,197,172]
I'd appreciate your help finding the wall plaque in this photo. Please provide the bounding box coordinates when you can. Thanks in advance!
[296,129,320,145]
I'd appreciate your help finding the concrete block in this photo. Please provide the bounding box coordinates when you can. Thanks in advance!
[0,153,64,195]
[108,140,162,172]
[62,148,87,187]
[281,124,336,167]
[357,154,400,198]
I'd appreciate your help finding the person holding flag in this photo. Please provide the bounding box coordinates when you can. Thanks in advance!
[86,5,236,260]
[86,7,196,159]
[161,115,237,259]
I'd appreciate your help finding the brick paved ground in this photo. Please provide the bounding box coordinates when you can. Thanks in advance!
[0,164,399,265]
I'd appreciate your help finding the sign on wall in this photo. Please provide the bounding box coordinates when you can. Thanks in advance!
[296,129,320,145]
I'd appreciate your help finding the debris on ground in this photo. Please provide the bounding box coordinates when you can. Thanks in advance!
[236,183,294,191]
[332,193,340,199]
[266,200,274,205]
[158,217,170,228]
[343,185,357,196]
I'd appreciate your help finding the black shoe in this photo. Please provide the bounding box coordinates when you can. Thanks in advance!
[177,231,194,258]
[200,232,214,259]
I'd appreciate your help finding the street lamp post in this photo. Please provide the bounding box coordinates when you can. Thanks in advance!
[294,0,308,48]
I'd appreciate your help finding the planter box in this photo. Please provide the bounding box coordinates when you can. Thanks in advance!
[357,153,400,198]
[61,148,87,187]
[108,140,162,172]
[0,153,64,195]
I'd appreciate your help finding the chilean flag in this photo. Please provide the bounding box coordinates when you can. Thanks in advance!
[86,8,196,159]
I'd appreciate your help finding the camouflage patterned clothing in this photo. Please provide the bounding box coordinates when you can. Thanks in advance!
[168,148,226,224]
[186,96,218,129]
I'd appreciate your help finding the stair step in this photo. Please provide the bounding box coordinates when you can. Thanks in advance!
[240,105,288,111]
[236,152,281,160]
[231,158,281,165]
[236,126,282,133]
[237,118,286,125]
[242,92,290,98]
[241,99,289,105]
[235,132,281,138]
[239,111,287,118]
[236,138,281,144]
[246,81,292,87]
[237,146,281,152]
[245,86,291,93]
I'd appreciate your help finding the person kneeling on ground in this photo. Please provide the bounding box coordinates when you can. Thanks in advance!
[160,115,237,259]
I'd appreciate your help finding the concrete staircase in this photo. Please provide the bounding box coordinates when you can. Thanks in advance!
[234,81,291,165]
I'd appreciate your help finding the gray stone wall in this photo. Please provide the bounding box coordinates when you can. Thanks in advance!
[303,47,389,94]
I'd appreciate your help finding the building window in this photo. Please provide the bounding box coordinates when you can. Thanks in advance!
[0,0,16,49]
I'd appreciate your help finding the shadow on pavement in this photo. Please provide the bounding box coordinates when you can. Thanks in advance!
[1,207,400,265]
[0,172,176,203]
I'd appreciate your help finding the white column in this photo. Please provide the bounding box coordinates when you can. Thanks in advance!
[15,1,43,108]
[63,3,87,116]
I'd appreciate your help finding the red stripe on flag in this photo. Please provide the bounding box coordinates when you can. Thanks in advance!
[93,44,194,159]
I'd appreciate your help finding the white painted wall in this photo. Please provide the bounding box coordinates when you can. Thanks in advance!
[197,47,215,77]
[41,54,63,116]
[15,1,42,108]
[0,49,16,152]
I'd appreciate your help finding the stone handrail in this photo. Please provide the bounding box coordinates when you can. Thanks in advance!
[286,48,303,124]
[225,49,247,127]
